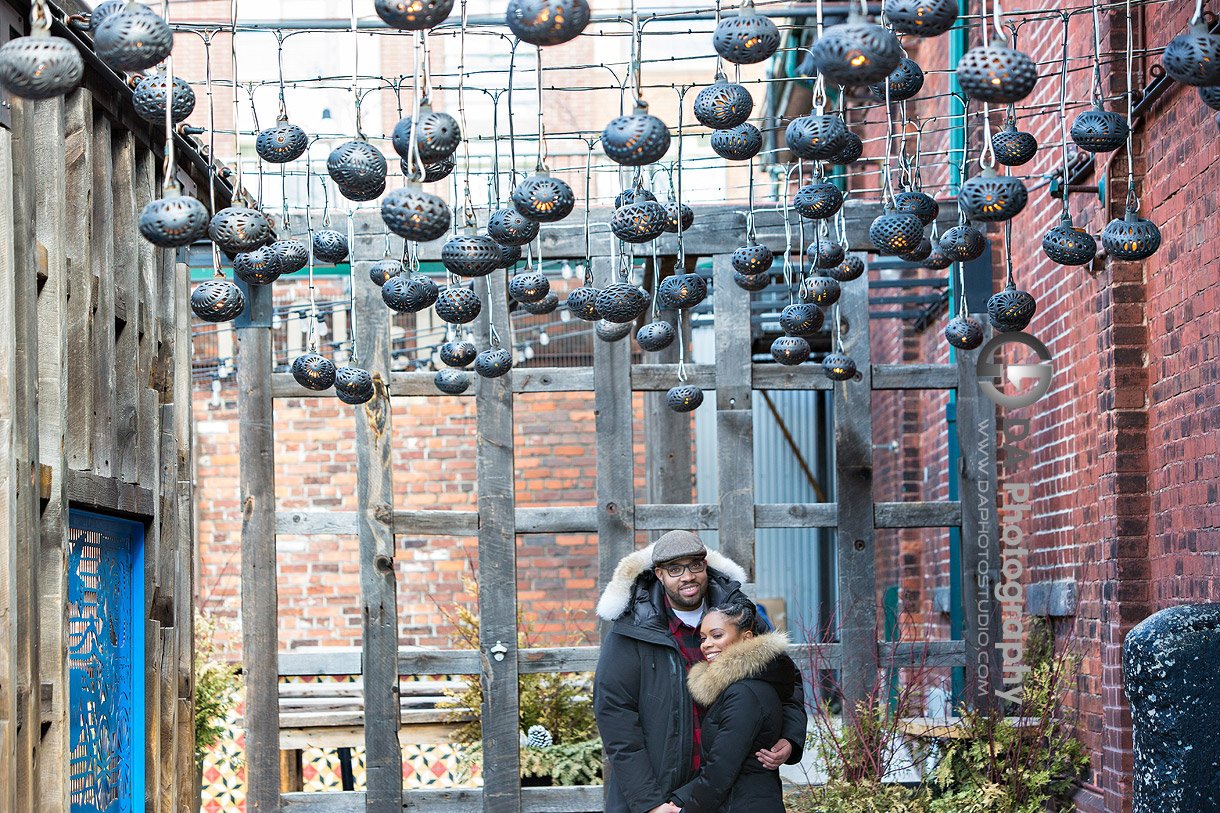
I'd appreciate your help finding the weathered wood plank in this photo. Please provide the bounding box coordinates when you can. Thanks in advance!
[833,267,877,710]
[516,505,597,534]
[237,282,282,809]
[475,267,521,812]
[110,132,139,483]
[594,255,636,640]
[754,503,837,528]
[90,113,117,478]
[874,501,962,528]
[751,365,833,391]
[870,363,959,390]
[64,90,94,471]
[280,722,465,750]
[713,254,755,577]
[132,146,159,491]
[352,253,404,812]
[0,114,22,813]
[275,367,599,399]
[517,646,600,674]
[635,502,718,530]
[955,324,1002,712]
[282,786,608,813]
[630,363,717,392]
[65,470,156,516]
[31,95,71,813]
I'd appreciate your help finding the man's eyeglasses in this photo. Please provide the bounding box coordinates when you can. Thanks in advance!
[661,559,707,578]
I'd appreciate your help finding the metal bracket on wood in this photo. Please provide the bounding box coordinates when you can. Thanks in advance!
[489,641,508,662]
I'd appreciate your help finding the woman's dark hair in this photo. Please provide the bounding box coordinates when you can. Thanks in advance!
[707,600,765,635]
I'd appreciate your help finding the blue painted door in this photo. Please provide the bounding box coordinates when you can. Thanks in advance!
[67,511,145,813]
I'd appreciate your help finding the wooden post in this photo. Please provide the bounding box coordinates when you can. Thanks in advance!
[237,282,281,811]
[833,270,877,711]
[64,90,94,472]
[110,132,140,485]
[352,251,403,812]
[90,113,117,479]
[955,321,1001,712]
[712,254,755,577]
[476,268,521,813]
[595,256,636,615]
[642,257,692,529]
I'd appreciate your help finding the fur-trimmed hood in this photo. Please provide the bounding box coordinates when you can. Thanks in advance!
[595,542,749,622]
[687,631,794,707]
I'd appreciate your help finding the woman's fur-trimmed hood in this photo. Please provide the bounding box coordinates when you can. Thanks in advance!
[595,542,749,622]
[686,631,793,707]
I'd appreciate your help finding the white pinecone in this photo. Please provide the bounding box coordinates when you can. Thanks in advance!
[526,724,553,749]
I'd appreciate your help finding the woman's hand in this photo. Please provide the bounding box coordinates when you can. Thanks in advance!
[755,737,792,769]
[646,804,681,813]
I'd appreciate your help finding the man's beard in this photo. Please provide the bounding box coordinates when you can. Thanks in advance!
[665,581,706,611]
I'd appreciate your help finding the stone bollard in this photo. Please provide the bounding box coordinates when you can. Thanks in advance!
[1123,603,1220,813]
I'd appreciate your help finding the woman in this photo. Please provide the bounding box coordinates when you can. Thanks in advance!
[667,601,803,813]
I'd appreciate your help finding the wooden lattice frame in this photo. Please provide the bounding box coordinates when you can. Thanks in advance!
[237,201,1001,813]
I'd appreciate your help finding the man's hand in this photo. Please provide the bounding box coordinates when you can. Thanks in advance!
[645,804,681,813]
[755,737,793,770]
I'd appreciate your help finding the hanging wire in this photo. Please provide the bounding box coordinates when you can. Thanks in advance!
[203,33,224,279]
[536,45,549,171]
[1123,0,1138,212]
[674,85,688,268]
[1089,0,1105,106]
[347,209,360,365]
[583,139,594,285]
[229,0,243,200]
[159,0,176,194]
[977,101,996,170]
[1058,11,1072,216]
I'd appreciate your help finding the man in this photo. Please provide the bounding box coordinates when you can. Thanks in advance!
[593,531,806,813]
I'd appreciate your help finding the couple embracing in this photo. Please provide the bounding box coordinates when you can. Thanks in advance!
[593,530,807,813]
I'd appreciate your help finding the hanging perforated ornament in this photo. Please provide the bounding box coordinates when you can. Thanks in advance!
[869,58,925,102]
[521,292,558,314]
[596,320,632,342]
[772,336,811,366]
[440,340,478,368]
[382,186,451,241]
[434,368,471,394]
[375,0,455,31]
[794,182,844,220]
[807,240,845,269]
[615,188,656,208]
[392,108,461,163]
[328,140,388,202]
[734,270,770,291]
[209,207,270,253]
[944,315,984,350]
[233,246,282,286]
[0,19,83,100]
[335,365,375,405]
[987,280,1037,332]
[899,237,933,263]
[610,201,668,243]
[869,208,924,255]
[506,0,590,45]
[955,38,1038,104]
[257,118,309,163]
[602,102,671,166]
[939,223,987,262]
[780,303,824,336]
[828,254,865,282]
[1070,104,1129,153]
[312,230,350,263]
[442,233,501,278]
[666,384,704,413]
[488,207,540,246]
[711,124,762,161]
[412,155,456,183]
[993,121,1037,166]
[435,285,482,324]
[1042,213,1096,266]
[733,240,773,275]
[133,73,195,124]
[271,240,309,274]
[828,132,864,165]
[785,115,847,160]
[513,172,575,222]
[475,348,514,378]
[822,352,857,381]
[1102,208,1161,261]
[596,282,649,323]
[370,258,405,286]
[191,278,245,323]
[801,276,841,307]
[810,16,903,86]
[382,274,439,313]
[885,0,958,37]
[921,243,953,270]
[508,270,551,303]
[958,169,1027,222]
[694,76,754,129]
[1201,85,1220,110]
[566,285,601,321]
[94,2,173,72]
[292,352,336,391]
[90,1,125,30]
[139,189,209,248]
[664,203,694,234]
[712,1,780,65]
[636,321,676,352]
[1163,21,1220,86]
[894,189,939,226]
[498,243,522,269]
[658,274,707,309]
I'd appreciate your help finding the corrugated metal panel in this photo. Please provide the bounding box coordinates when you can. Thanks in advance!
[690,325,833,643]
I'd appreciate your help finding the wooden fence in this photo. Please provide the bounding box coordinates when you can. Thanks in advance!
[240,200,1002,812]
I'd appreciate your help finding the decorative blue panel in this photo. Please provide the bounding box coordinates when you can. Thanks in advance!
[68,511,144,813]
